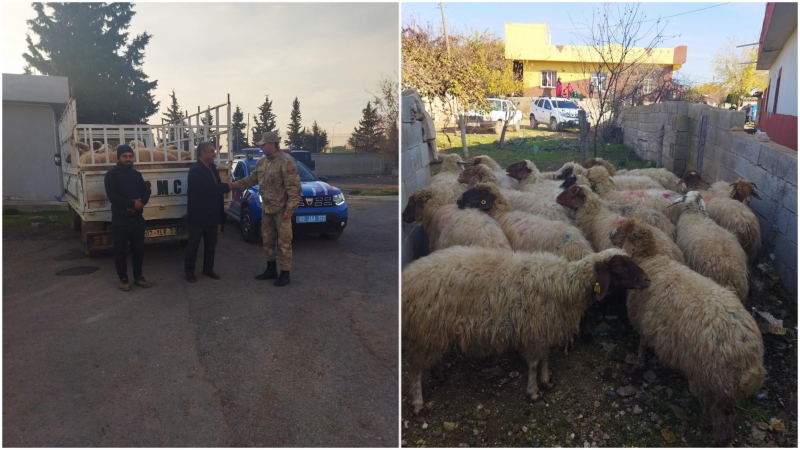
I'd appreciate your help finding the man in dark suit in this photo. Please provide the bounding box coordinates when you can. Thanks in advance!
[185,141,235,282]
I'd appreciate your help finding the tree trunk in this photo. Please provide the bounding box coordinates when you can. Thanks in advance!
[459,112,469,159]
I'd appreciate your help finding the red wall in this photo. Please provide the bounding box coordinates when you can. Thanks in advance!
[760,111,798,151]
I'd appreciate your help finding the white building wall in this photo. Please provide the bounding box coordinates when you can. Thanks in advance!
[2,103,62,201]
[767,26,797,116]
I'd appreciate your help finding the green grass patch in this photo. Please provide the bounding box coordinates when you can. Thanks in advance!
[433,129,654,175]
[3,210,70,230]
[348,187,398,196]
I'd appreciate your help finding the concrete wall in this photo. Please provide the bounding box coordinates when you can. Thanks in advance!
[3,73,69,105]
[2,103,62,202]
[622,101,797,292]
[313,153,391,177]
[401,92,434,267]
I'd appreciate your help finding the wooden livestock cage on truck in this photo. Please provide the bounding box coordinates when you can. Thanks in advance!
[54,96,233,256]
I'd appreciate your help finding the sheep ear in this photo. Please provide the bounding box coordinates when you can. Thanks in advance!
[752,190,762,200]
[622,239,635,257]
[594,263,612,301]
[571,189,585,208]
[468,175,479,189]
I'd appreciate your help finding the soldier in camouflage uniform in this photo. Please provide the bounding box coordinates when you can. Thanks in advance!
[232,132,302,286]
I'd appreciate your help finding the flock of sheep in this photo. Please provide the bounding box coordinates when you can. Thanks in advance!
[402,153,766,446]
[66,139,193,165]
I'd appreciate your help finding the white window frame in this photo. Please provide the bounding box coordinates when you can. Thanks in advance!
[591,72,608,92]
[541,71,557,88]
[643,77,654,94]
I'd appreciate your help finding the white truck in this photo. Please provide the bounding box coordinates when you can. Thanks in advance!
[54,96,233,255]
[465,98,523,134]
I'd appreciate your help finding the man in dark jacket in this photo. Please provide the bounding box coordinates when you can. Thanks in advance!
[184,141,234,282]
[104,145,151,291]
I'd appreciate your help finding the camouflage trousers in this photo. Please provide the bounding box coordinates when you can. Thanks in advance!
[261,213,292,271]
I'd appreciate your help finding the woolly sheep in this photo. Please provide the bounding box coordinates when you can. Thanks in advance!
[470,155,519,189]
[616,167,682,191]
[506,160,571,197]
[128,139,147,148]
[402,246,651,414]
[457,183,593,261]
[676,172,762,205]
[402,189,511,252]
[459,164,571,223]
[556,184,684,263]
[607,174,663,191]
[601,201,676,240]
[675,191,749,302]
[428,154,467,204]
[706,196,761,262]
[609,219,765,446]
[587,165,683,224]
[583,157,616,175]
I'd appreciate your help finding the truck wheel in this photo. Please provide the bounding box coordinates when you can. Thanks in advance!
[240,208,258,243]
[493,120,503,135]
[530,115,538,129]
[69,206,81,232]
[320,230,343,241]
[550,117,560,132]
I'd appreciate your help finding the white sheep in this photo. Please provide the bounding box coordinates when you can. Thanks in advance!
[457,182,593,261]
[556,184,685,263]
[616,167,682,191]
[428,153,467,204]
[706,196,761,262]
[402,246,651,414]
[675,191,749,302]
[459,164,571,223]
[587,165,683,224]
[601,201,676,240]
[583,157,617,175]
[609,219,765,446]
[402,188,511,252]
[470,155,519,190]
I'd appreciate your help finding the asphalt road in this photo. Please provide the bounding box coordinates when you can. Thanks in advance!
[3,196,399,447]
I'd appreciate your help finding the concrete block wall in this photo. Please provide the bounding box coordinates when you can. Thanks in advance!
[401,93,435,268]
[623,101,797,293]
[314,154,390,177]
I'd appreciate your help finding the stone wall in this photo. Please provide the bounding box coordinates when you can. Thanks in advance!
[622,101,797,293]
[401,92,435,267]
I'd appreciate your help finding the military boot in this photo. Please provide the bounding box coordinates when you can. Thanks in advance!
[255,261,278,280]
[275,270,290,287]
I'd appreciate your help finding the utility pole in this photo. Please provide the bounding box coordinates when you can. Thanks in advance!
[440,2,451,59]
[246,113,250,147]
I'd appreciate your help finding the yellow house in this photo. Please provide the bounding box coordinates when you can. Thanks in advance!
[505,23,687,98]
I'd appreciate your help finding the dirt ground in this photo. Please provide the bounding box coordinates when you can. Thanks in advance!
[401,267,798,448]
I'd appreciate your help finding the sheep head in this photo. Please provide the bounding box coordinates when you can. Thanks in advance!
[730,179,761,204]
[609,218,659,261]
[469,155,501,171]
[555,163,575,180]
[458,164,497,186]
[402,190,433,224]
[559,174,579,190]
[680,191,708,215]
[74,141,90,154]
[556,185,589,209]
[593,252,651,301]
[457,183,509,215]
[586,165,614,193]
[676,169,702,190]
[440,153,465,173]
[584,157,616,175]
[505,160,533,181]
[92,141,103,151]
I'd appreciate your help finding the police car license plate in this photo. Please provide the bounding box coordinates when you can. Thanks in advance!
[297,215,326,223]
[145,227,181,238]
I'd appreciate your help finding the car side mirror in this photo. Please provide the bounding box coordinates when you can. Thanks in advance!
[319,176,328,182]
[54,153,62,167]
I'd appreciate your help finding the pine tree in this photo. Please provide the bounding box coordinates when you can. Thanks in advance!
[286,97,303,149]
[302,121,329,153]
[251,94,279,146]
[23,3,159,124]
[231,106,248,153]
[347,102,382,153]
[161,90,186,143]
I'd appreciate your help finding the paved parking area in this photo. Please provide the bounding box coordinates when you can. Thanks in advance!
[3,196,398,446]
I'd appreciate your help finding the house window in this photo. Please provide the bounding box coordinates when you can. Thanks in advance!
[541,71,557,88]
[591,72,608,92]
[773,67,781,114]
[513,61,524,82]
[643,77,654,93]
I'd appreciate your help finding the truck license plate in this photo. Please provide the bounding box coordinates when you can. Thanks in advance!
[297,215,326,223]
[145,227,181,238]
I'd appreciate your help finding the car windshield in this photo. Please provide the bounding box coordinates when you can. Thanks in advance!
[555,101,579,109]
[246,159,318,182]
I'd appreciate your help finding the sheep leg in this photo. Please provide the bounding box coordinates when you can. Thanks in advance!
[635,338,647,370]
[537,355,554,390]
[525,358,541,402]
[409,365,426,415]
[708,401,736,447]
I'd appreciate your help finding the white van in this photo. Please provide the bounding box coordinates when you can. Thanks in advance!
[529,97,592,131]
[465,98,523,134]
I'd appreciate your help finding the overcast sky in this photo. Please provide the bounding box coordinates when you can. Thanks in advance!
[2,2,399,147]
[402,2,767,85]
